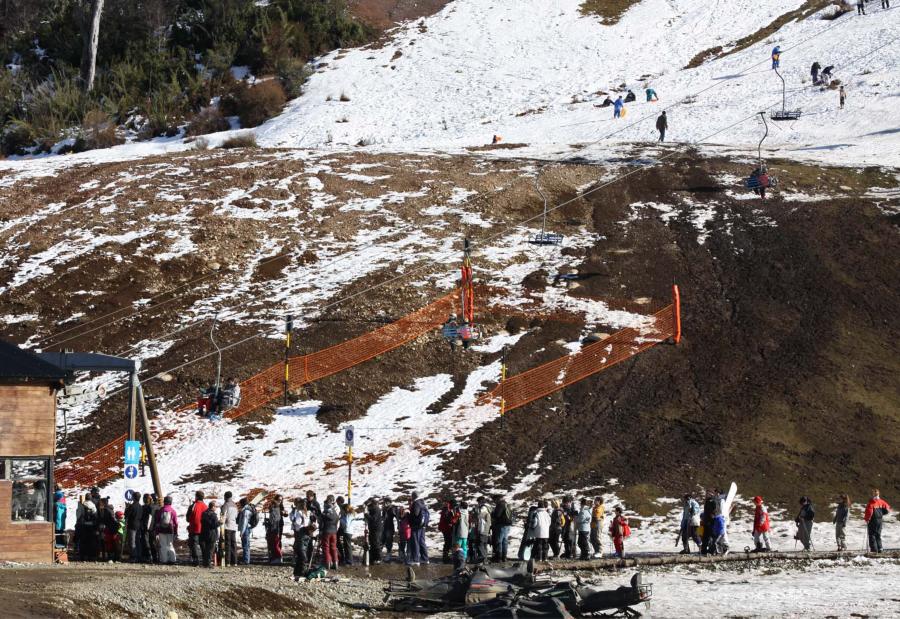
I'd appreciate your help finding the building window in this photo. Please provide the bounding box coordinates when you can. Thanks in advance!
[6,458,51,522]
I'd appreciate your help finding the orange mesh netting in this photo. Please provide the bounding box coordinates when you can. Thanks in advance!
[55,292,457,489]
[478,304,678,413]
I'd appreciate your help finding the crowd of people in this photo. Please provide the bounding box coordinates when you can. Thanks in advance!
[57,485,892,578]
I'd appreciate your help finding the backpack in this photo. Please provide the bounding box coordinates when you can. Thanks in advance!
[201,509,218,532]
[622,521,631,538]
[187,501,195,522]
[158,509,174,533]
[503,504,513,525]
[248,505,259,529]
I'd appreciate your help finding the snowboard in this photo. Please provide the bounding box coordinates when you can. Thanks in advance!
[723,482,737,522]
[521,540,533,561]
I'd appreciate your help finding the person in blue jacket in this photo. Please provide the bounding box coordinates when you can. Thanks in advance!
[54,488,67,548]
[613,96,625,119]
[771,46,781,69]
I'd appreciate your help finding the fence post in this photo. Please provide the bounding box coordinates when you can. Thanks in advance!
[672,284,682,345]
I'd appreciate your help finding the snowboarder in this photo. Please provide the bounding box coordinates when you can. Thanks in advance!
[795,497,815,551]
[811,61,821,85]
[864,489,891,553]
[576,498,592,560]
[645,87,659,102]
[624,90,636,103]
[453,501,469,561]
[613,96,625,119]
[771,46,781,70]
[534,501,552,561]
[833,494,850,551]
[679,494,702,554]
[839,85,847,109]
[656,111,668,142]
[752,496,772,552]
[609,506,630,558]
[857,0,866,15]
[590,496,605,558]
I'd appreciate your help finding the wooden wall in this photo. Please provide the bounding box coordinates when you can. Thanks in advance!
[0,480,53,563]
[0,384,56,456]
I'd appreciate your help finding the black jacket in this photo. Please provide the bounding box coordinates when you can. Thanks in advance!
[656,114,668,131]
[365,505,383,535]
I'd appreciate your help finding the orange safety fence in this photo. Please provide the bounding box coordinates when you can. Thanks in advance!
[477,303,678,413]
[55,292,458,489]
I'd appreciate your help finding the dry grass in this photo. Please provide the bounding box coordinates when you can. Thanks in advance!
[579,0,640,25]
[220,132,258,149]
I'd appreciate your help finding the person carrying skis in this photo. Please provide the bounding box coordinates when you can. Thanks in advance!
[656,111,668,142]
[752,496,772,552]
[645,87,659,102]
[715,488,732,555]
[833,494,850,551]
[590,496,606,558]
[864,489,891,553]
[811,61,821,85]
[613,96,625,119]
[795,496,815,551]
[576,498,592,560]
[679,494,702,554]
[771,46,781,70]
[609,506,630,558]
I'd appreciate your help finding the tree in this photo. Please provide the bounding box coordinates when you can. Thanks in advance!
[80,0,104,92]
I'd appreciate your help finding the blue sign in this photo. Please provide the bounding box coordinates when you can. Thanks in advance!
[344,426,354,446]
[124,464,139,480]
[125,489,136,502]
[124,440,141,465]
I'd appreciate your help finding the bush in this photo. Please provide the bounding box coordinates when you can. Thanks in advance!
[222,80,287,128]
[339,92,351,102]
[193,136,211,150]
[275,56,312,99]
[186,106,231,137]
[220,132,258,149]
[79,109,124,150]
[1,119,35,156]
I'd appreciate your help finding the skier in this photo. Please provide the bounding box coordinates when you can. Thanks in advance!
[645,87,659,102]
[833,494,850,551]
[857,0,866,15]
[624,90,636,103]
[679,494,702,554]
[609,506,630,558]
[715,488,732,555]
[590,496,605,558]
[438,499,457,563]
[864,489,891,553]
[771,46,781,70]
[534,501,552,561]
[576,498,592,560]
[613,96,625,119]
[839,85,847,109]
[811,61,821,85]
[365,499,384,564]
[752,496,772,552]
[795,496,815,551]
[656,111,668,142]
[749,165,771,199]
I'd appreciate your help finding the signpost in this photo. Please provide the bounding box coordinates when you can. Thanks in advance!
[124,439,141,502]
[345,425,354,507]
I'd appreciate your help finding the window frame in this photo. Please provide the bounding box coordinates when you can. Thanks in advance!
[2,456,54,524]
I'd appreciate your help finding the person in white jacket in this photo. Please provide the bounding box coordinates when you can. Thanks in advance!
[474,497,492,564]
[533,501,552,561]
[220,491,239,566]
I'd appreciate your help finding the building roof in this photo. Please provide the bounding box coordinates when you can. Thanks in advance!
[0,339,67,382]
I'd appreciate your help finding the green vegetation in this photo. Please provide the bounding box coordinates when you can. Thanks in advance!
[0,0,373,155]
[579,0,640,25]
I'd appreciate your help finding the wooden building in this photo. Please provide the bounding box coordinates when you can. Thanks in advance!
[0,339,66,564]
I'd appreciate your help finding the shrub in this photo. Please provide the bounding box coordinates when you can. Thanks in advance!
[1,119,35,155]
[339,92,350,102]
[275,56,312,98]
[186,106,231,137]
[222,79,287,128]
[79,109,124,150]
[220,132,257,149]
[194,136,211,150]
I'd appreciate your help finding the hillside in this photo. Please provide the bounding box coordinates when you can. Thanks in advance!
[1,0,899,518]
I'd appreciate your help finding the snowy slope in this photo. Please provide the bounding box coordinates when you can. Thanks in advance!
[256,0,900,166]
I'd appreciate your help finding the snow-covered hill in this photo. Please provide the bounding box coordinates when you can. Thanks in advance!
[258,0,900,166]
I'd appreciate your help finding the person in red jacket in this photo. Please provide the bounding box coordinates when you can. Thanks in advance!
[438,499,459,564]
[752,496,772,552]
[608,506,630,558]
[864,489,891,553]
[187,490,208,567]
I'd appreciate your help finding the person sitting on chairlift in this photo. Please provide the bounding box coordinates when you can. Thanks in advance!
[749,165,771,199]
[222,377,241,410]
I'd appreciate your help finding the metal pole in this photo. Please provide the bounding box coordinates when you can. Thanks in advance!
[757,112,768,167]
[127,369,138,441]
[210,315,223,396]
[347,446,353,507]
[500,346,508,428]
[535,170,549,238]
[775,67,786,114]
[284,315,293,405]
[136,384,163,502]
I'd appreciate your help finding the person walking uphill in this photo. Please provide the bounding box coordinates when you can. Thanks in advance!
[408,491,430,566]
[834,494,850,551]
[156,495,178,565]
[656,111,667,142]
[795,497,815,551]
[200,500,220,568]
[220,491,239,566]
[752,496,772,552]
[613,96,625,119]
[266,494,287,564]
[187,491,207,567]
[864,489,891,553]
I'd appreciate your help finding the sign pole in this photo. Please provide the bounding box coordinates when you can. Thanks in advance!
[284,315,293,405]
[127,369,138,441]
[500,346,508,428]
[345,425,354,507]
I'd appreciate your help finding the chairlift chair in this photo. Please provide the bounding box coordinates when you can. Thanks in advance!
[770,67,802,121]
[196,315,242,418]
[441,239,482,349]
[528,171,563,246]
[745,112,779,197]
